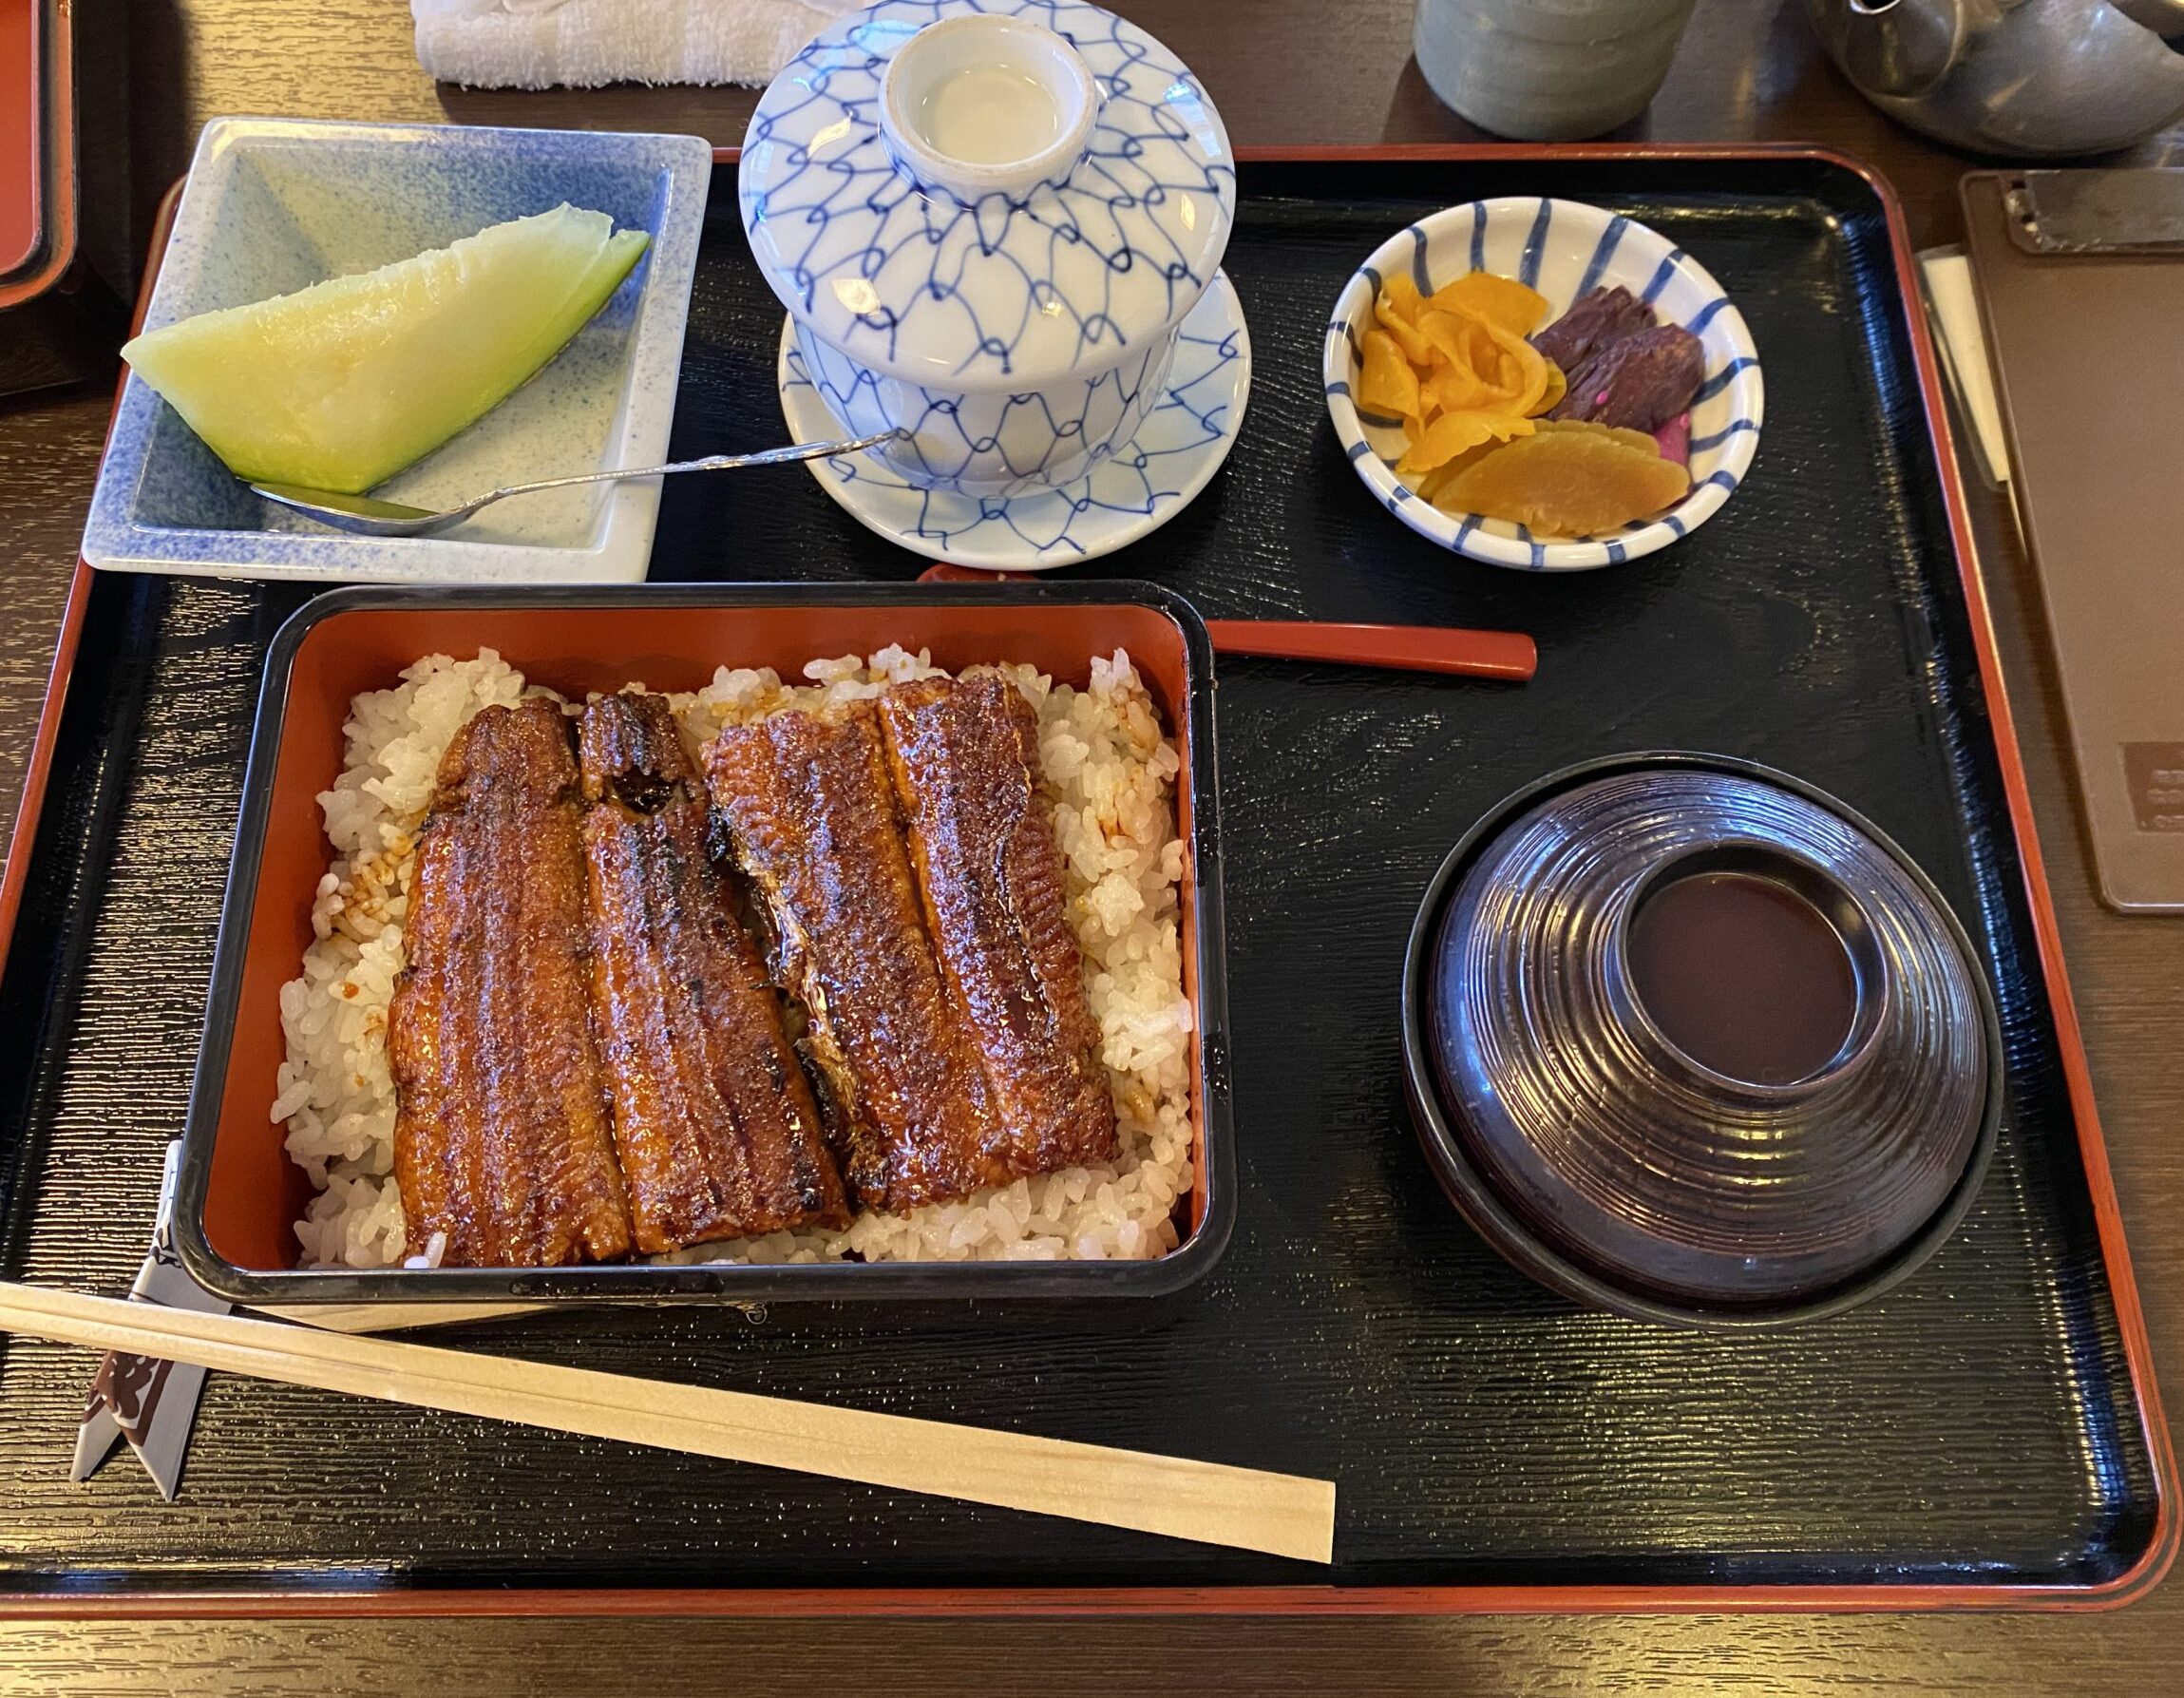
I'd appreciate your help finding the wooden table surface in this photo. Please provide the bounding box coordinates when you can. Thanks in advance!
[4,0,2181,1688]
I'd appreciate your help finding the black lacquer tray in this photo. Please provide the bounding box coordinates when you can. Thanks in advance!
[0,149,2170,1614]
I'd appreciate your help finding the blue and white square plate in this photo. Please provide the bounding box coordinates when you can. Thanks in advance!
[82,118,712,584]
[1323,197,1763,572]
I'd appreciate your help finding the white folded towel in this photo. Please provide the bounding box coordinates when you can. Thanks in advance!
[413,0,863,90]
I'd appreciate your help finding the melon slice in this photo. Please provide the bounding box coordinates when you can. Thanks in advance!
[123,204,650,494]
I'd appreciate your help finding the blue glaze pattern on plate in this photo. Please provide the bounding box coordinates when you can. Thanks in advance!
[81,118,712,584]
[1321,196,1765,573]
[779,271,1249,569]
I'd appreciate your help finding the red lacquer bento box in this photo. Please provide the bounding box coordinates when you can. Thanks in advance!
[174,582,1233,1307]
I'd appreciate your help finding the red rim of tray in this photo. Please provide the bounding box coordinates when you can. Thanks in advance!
[0,0,40,279]
[0,143,2169,1617]
[0,0,73,310]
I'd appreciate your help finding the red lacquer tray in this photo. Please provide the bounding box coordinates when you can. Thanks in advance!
[0,145,2168,1615]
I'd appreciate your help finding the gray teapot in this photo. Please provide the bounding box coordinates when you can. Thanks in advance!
[1806,0,2184,155]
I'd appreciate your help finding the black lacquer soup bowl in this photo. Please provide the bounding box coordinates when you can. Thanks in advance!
[1401,753,2003,1328]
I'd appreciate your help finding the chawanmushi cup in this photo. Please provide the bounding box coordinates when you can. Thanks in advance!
[739,0,1236,497]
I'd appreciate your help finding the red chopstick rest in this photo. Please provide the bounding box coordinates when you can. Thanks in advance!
[1202,619,1534,681]
[915,563,1536,682]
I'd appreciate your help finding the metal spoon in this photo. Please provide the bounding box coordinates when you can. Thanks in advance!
[249,429,902,538]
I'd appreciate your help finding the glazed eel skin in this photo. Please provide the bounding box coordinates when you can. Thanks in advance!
[578,692,849,1251]
[878,671,1117,1174]
[703,701,1010,1213]
[388,696,633,1267]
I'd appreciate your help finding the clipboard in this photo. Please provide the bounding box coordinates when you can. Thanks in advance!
[1962,169,2184,912]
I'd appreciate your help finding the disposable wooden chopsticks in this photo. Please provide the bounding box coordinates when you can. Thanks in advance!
[3,1283,1335,1563]
[255,1298,550,1333]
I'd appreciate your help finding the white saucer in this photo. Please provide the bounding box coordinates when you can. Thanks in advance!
[776,271,1250,571]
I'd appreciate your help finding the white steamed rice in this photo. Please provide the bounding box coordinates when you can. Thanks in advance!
[275,644,1195,1270]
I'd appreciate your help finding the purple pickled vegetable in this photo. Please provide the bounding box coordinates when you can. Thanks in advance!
[1653,411,1690,465]
[1530,286,1655,374]
[1530,284,1711,434]
[1548,323,1705,432]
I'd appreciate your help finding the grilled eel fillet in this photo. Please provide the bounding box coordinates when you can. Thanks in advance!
[389,696,633,1267]
[577,692,849,1251]
[878,672,1117,1172]
[703,701,1009,1212]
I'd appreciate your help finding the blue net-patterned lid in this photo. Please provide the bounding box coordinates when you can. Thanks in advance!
[739,0,1235,391]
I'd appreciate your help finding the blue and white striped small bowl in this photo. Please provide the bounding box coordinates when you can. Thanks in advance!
[1323,198,1763,572]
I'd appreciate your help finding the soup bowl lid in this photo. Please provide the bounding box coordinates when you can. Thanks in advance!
[1402,753,2003,1327]
[738,0,1234,392]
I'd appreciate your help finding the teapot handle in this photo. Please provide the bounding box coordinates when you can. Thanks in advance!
[2110,0,2184,48]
